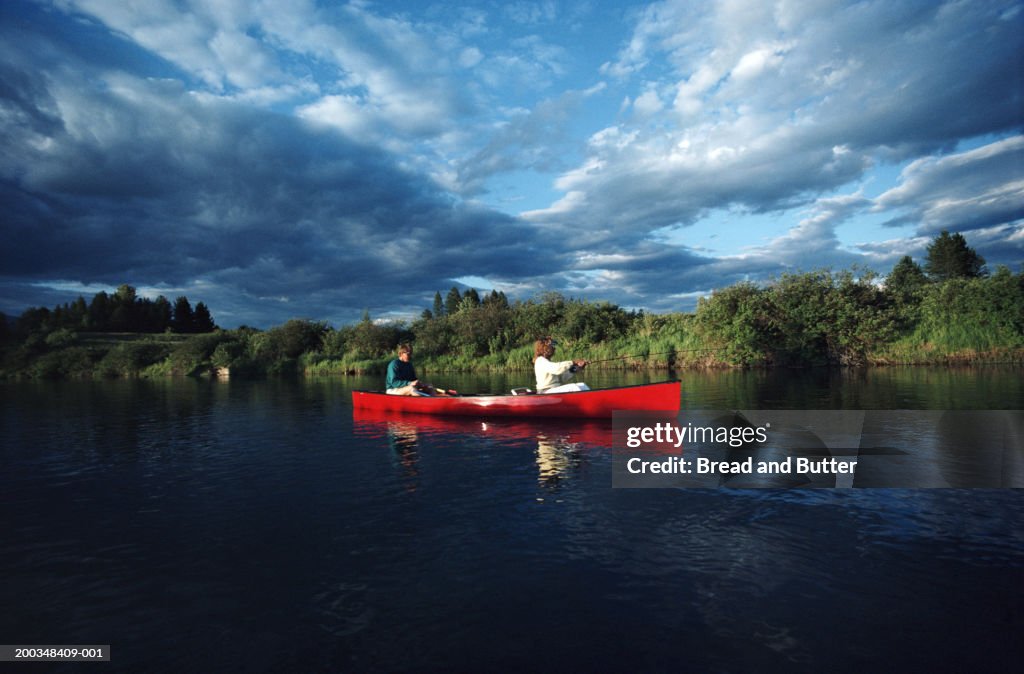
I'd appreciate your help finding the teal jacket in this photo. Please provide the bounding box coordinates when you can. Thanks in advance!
[386,358,417,390]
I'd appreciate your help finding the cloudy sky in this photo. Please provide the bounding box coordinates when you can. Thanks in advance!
[2,0,1022,328]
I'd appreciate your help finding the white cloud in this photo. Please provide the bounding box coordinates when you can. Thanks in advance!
[730,43,788,83]
[297,94,372,138]
[632,87,663,116]
[532,0,1022,241]
[874,136,1024,234]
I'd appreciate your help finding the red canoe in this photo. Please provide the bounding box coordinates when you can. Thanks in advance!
[351,381,681,419]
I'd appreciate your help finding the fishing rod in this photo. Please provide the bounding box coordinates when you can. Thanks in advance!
[583,347,725,364]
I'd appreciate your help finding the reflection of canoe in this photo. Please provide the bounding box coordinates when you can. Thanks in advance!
[352,406,617,447]
[351,381,680,419]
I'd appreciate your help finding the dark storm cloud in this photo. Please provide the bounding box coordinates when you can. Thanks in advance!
[0,28,560,325]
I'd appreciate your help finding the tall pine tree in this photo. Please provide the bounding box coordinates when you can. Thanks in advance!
[445,287,462,315]
[193,302,216,332]
[925,231,986,281]
[172,296,194,333]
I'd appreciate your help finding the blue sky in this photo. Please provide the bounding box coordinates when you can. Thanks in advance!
[1,0,1022,328]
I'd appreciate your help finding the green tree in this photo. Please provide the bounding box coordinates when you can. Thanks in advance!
[265,319,328,360]
[348,311,406,358]
[886,255,928,326]
[695,282,774,366]
[483,290,509,308]
[925,230,987,281]
[172,296,194,333]
[432,291,445,318]
[87,291,111,331]
[152,296,173,332]
[65,297,88,330]
[193,302,216,332]
[887,256,926,296]
[16,306,52,337]
[109,284,138,331]
[445,287,462,315]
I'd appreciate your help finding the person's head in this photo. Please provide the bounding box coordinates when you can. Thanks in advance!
[534,337,556,361]
[397,343,413,362]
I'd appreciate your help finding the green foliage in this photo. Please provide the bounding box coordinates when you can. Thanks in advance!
[193,302,216,332]
[172,296,194,333]
[45,328,78,349]
[445,287,462,315]
[3,257,1022,379]
[98,340,173,377]
[211,340,246,368]
[168,331,236,375]
[321,328,349,359]
[342,314,406,359]
[916,269,1024,350]
[695,282,775,365]
[31,347,99,379]
[925,230,987,281]
[264,319,329,360]
[886,255,928,327]
[695,271,898,366]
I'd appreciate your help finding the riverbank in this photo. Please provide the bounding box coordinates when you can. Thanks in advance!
[3,329,1022,380]
[5,267,1021,379]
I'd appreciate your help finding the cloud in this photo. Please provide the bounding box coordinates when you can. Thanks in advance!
[874,136,1024,236]
[521,0,1023,303]
[541,0,1023,232]
[2,0,1022,325]
[452,86,600,196]
[0,26,559,325]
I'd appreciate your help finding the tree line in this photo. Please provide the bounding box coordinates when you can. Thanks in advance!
[695,231,1021,366]
[7,284,216,338]
[1,231,1021,378]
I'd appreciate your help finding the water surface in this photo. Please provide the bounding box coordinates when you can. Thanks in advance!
[2,368,1021,672]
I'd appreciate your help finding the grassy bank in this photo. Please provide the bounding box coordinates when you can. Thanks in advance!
[2,324,1022,380]
[3,266,1022,379]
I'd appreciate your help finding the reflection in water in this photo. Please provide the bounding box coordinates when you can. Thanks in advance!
[352,407,609,491]
[386,422,420,491]
[535,433,584,489]
[353,407,614,447]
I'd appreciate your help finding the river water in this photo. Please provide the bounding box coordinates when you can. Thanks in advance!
[2,368,1022,672]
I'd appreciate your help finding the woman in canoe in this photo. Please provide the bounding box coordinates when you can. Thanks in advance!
[386,344,454,396]
[533,337,589,394]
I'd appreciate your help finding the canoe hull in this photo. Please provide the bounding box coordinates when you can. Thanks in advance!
[351,381,681,419]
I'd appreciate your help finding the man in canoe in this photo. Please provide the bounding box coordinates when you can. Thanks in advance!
[534,337,589,394]
[386,344,454,396]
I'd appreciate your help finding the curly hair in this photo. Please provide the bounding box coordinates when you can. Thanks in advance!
[533,337,555,361]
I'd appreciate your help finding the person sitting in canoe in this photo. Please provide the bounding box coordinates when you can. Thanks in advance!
[533,337,589,394]
[386,344,454,396]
